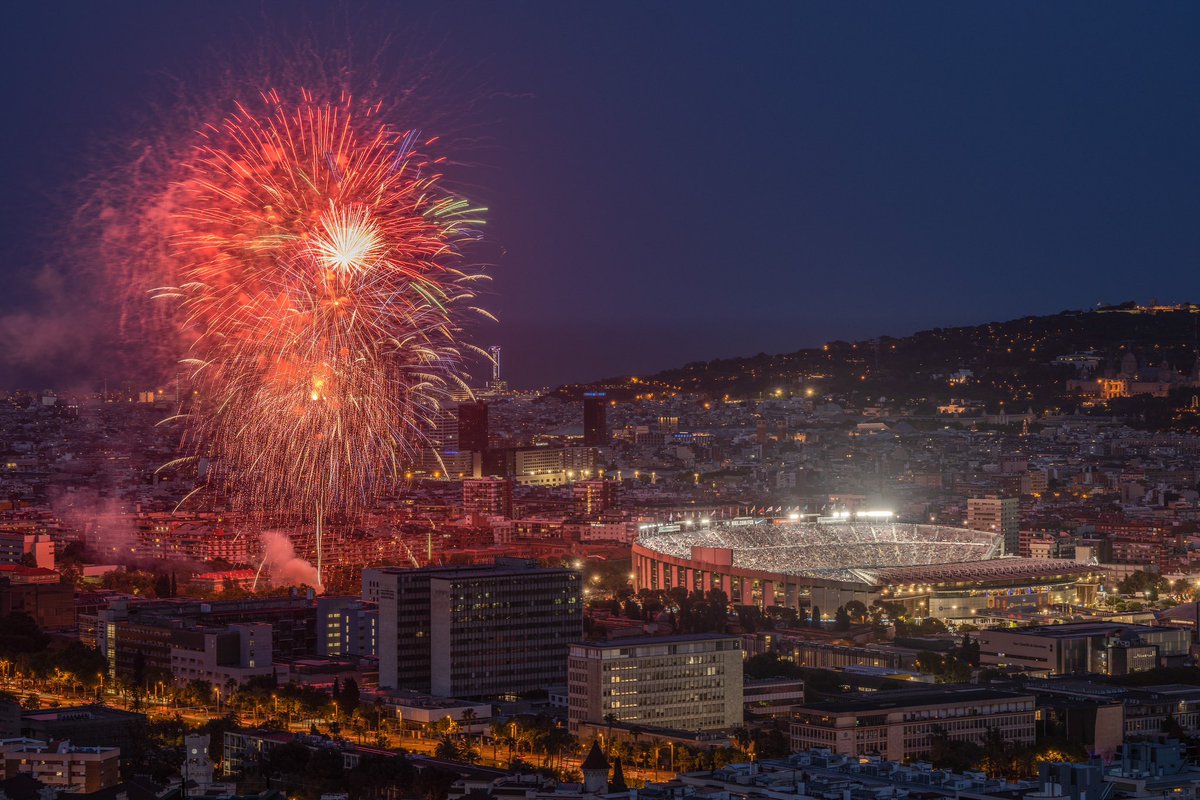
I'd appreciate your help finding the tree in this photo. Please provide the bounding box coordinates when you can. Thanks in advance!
[809,605,821,626]
[340,678,360,716]
[1118,570,1169,598]
[461,707,478,749]
[346,755,414,799]
[730,727,753,757]
[0,612,48,656]
[609,756,627,792]
[435,736,465,760]
[199,714,240,766]
[743,652,802,680]
[915,650,945,675]
[834,606,851,631]
[603,713,617,753]
[929,726,983,773]
[960,634,981,667]
[844,600,868,622]
[980,727,1011,779]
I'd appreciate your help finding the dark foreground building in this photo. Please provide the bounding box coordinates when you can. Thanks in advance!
[366,559,582,697]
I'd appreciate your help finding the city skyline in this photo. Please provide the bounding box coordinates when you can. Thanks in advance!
[3,6,1200,800]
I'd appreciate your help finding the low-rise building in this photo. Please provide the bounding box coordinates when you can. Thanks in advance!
[0,738,120,793]
[743,678,805,719]
[978,622,1192,676]
[170,622,274,688]
[377,691,492,735]
[789,686,1036,761]
[19,706,146,757]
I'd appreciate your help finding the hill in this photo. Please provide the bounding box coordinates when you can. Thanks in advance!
[558,303,1200,416]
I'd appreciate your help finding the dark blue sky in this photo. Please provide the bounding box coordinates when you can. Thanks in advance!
[2,2,1198,388]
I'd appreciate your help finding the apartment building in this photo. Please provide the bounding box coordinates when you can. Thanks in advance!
[0,739,120,793]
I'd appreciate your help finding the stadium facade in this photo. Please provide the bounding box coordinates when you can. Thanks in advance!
[632,519,1098,621]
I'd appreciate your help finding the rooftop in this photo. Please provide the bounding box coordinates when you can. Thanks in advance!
[794,686,1032,714]
[998,621,1172,638]
[572,633,740,650]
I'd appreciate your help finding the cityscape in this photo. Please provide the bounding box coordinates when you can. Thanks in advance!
[1,6,1200,800]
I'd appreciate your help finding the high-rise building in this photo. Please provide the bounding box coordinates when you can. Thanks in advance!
[457,401,489,452]
[573,479,619,515]
[966,495,1020,555]
[419,408,479,478]
[430,409,459,451]
[368,559,582,697]
[463,476,513,519]
[567,634,744,733]
[583,393,608,447]
[973,498,1021,558]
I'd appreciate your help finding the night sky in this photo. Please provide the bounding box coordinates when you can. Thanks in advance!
[2,2,1199,389]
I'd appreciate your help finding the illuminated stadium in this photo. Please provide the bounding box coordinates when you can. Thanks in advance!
[632,520,1098,620]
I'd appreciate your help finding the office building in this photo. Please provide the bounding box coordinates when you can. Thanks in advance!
[789,686,1036,761]
[967,495,1020,556]
[169,622,274,688]
[483,446,597,487]
[368,559,582,697]
[978,622,1192,676]
[567,634,743,733]
[458,401,489,452]
[583,393,608,447]
[96,596,317,682]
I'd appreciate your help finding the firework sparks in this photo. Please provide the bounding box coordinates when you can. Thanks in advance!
[156,88,489,580]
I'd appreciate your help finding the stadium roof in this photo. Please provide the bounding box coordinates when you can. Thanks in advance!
[873,558,1095,585]
[636,521,1006,582]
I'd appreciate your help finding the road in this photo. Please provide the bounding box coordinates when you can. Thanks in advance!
[0,679,674,783]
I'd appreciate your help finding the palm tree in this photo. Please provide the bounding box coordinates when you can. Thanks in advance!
[629,725,644,752]
[603,713,617,753]
[461,707,478,749]
[435,735,463,761]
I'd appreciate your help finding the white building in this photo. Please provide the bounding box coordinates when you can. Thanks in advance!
[568,634,743,734]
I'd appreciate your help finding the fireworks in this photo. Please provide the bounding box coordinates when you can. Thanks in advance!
[157,88,489,577]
